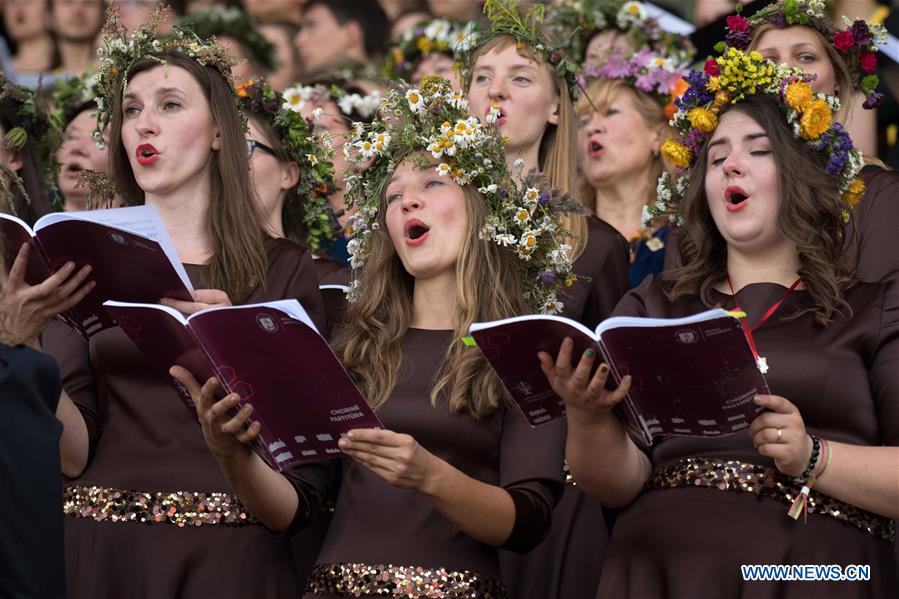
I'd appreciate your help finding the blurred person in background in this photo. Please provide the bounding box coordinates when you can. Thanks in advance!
[294,0,388,76]
[259,21,300,91]
[49,0,105,76]
[1,0,57,87]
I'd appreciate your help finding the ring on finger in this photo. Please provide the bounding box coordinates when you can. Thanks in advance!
[776,428,782,442]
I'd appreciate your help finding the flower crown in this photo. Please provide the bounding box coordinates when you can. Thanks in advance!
[648,48,865,226]
[0,73,62,191]
[51,70,100,127]
[455,0,581,99]
[582,48,690,117]
[545,0,695,65]
[724,0,886,109]
[94,6,238,143]
[282,83,381,121]
[176,6,277,73]
[385,18,475,81]
[236,79,339,253]
[342,76,579,314]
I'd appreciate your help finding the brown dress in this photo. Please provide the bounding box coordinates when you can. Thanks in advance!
[500,214,630,599]
[852,166,899,283]
[313,256,350,338]
[44,238,326,599]
[281,328,566,598]
[596,275,899,598]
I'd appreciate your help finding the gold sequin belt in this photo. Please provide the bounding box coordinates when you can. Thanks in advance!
[63,484,260,527]
[648,458,895,542]
[305,562,507,598]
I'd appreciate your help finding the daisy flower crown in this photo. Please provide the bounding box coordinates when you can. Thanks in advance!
[342,76,579,315]
[545,0,695,65]
[236,79,338,253]
[455,0,581,100]
[648,48,865,227]
[581,48,690,117]
[176,6,277,72]
[281,83,382,121]
[384,17,476,81]
[723,0,886,109]
[94,6,238,144]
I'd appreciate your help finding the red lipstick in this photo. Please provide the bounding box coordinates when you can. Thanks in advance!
[136,143,159,166]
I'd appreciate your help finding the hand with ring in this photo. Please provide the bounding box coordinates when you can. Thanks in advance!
[748,394,813,477]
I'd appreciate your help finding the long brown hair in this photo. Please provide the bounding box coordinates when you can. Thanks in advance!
[662,94,853,325]
[574,78,674,214]
[333,183,528,418]
[109,53,267,302]
[468,34,587,260]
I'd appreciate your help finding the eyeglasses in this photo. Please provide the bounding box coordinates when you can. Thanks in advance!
[246,139,276,158]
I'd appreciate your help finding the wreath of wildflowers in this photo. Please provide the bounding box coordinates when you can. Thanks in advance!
[723,0,887,109]
[582,48,690,118]
[545,0,695,64]
[455,0,581,99]
[176,6,277,73]
[94,6,238,144]
[342,76,579,314]
[385,18,476,81]
[281,83,382,121]
[647,48,865,227]
[51,70,100,126]
[236,79,338,252]
[0,74,62,192]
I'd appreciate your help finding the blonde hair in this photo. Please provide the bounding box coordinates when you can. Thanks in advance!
[333,185,528,419]
[468,34,587,260]
[749,23,856,121]
[574,78,674,214]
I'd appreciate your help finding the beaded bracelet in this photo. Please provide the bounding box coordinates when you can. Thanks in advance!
[795,434,821,485]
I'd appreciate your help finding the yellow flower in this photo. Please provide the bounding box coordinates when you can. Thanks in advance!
[392,48,404,64]
[842,178,866,208]
[706,76,721,92]
[714,90,732,107]
[687,107,718,133]
[785,82,813,112]
[661,139,693,169]
[416,37,433,53]
[799,99,831,139]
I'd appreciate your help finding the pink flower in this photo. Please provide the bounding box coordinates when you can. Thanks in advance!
[726,15,749,32]
[832,31,856,52]
[704,59,720,76]
[859,50,877,73]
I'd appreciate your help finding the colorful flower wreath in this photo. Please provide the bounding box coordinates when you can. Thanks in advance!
[0,73,62,192]
[545,0,695,65]
[281,83,382,121]
[384,17,475,81]
[647,48,865,226]
[342,76,579,314]
[94,6,238,143]
[236,79,338,253]
[176,6,277,73]
[581,48,690,117]
[723,0,886,109]
[455,0,581,99]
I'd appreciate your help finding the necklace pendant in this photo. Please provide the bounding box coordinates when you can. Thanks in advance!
[757,356,769,374]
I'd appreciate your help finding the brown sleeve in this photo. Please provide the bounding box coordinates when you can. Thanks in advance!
[871,271,899,444]
[41,319,102,461]
[497,408,565,553]
[851,169,899,283]
[580,228,630,330]
[264,239,327,334]
[280,459,342,536]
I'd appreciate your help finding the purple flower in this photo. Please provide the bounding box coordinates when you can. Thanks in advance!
[264,98,280,112]
[849,20,871,46]
[538,191,551,205]
[597,54,632,79]
[537,271,557,284]
[863,91,884,109]
[634,74,655,93]
[725,29,752,50]
[684,128,707,157]
[772,12,787,29]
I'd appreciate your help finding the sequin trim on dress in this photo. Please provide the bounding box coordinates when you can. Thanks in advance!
[63,484,260,527]
[648,458,895,542]
[305,562,508,598]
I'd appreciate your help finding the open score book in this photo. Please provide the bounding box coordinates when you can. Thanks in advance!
[103,299,383,470]
[0,205,193,338]
[467,308,768,445]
